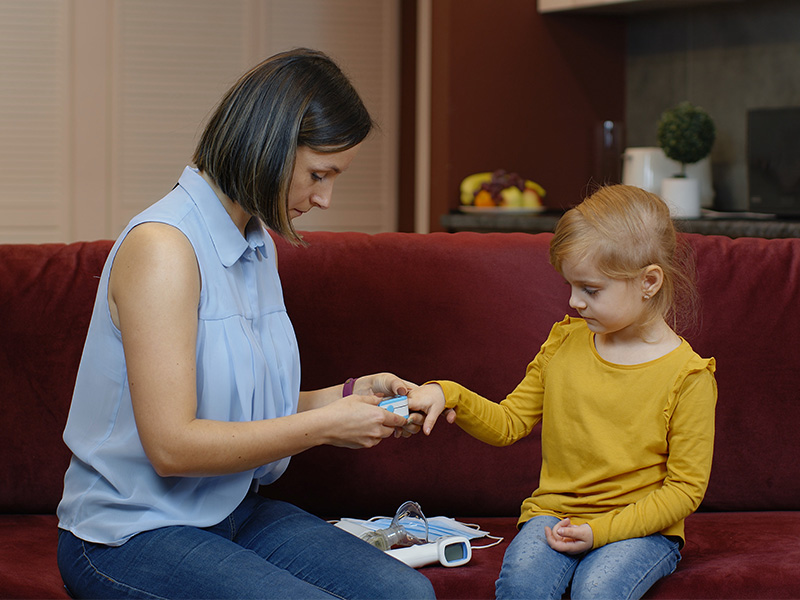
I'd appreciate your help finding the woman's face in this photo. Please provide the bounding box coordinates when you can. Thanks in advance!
[287,144,361,219]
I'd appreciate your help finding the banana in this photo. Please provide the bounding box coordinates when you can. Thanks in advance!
[524,180,546,197]
[460,172,492,205]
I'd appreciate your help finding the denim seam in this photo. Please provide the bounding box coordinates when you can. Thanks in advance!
[552,557,577,599]
[228,513,238,539]
[79,540,170,600]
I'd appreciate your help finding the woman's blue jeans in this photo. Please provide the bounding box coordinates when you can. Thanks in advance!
[495,516,681,600]
[57,492,435,599]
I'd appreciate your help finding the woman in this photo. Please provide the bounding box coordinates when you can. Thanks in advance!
[57,48,434,599]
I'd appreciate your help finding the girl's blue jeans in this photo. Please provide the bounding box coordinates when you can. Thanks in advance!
[57,492,435,599]
[496,516,681,600]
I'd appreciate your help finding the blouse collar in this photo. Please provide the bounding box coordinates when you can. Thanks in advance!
[177,166,269,267]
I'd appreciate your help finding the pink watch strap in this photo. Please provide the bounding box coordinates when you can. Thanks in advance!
[343,377,356,396]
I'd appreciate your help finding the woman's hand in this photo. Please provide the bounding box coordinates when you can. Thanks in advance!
[350,372,417,398]
[544,518,593,555]
[407,384,455,436]
[320,393,408,449]
[347,373,425,438]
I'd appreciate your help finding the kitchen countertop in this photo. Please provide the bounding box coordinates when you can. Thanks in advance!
[440,210,800,239]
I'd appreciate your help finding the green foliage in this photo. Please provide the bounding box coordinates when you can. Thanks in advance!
[657,102,716,173]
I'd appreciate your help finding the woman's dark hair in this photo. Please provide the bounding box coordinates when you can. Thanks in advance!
[193,48,374,243]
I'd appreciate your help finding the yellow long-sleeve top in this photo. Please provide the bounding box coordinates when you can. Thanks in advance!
[437,316,717,549]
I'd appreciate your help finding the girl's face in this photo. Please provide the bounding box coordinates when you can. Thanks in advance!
[287,144,361,219]
[561,255,648,338]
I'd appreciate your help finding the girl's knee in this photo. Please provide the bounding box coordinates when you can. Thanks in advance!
[571,536,680,600]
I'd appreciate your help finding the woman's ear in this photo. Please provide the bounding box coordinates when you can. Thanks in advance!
[641,265,664,299]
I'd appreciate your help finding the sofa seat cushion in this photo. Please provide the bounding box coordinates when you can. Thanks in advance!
[418,517,515,599]
[645,511,800,599]
[419,512,800,599]
[3,512,800,599]
[0,515,67,599]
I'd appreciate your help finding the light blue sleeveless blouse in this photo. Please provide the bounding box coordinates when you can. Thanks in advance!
[57,167,301,545]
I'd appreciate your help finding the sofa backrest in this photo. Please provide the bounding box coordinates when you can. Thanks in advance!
[679,234,800,511]
[0,241,113,513]
[269,232,564,518]
[267,231,800,517]
[1,232,799,518]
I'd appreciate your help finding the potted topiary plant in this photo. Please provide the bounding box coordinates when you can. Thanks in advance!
[656,101,716,218]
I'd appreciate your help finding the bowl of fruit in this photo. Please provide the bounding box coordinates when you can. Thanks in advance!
[459,170,546,213]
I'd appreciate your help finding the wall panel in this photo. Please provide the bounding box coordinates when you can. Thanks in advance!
[0,0,70,242]
[0,0,399,243]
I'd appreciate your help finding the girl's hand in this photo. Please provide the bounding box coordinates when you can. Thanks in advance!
[407,384,454,436]
[544,518,593,555]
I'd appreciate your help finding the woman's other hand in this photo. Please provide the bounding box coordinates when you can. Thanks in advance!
[350,372,417,398]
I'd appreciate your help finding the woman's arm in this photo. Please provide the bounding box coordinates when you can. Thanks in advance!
[299,374,423,437]
[110,223,406,478]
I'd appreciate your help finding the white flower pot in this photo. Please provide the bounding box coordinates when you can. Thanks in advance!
[623,148,714,208]
[661,177,701,219]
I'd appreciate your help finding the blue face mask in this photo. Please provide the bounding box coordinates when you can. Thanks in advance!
[362,515,491,541]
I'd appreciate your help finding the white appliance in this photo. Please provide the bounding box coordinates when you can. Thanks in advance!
[622,147,714,209]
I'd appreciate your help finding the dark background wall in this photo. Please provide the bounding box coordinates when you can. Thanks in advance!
[403,0,800,231]
[626,0,800,211]
[425,0,626,230]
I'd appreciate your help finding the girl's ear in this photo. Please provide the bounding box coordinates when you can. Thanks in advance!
[641,265,664,299]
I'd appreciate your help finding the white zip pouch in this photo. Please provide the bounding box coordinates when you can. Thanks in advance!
[336,515,503,548]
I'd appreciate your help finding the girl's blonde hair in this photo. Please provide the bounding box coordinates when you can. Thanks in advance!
[549,184,698,333]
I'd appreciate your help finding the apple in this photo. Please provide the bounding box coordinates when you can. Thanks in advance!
[522,188,542,209]
[500,186,523,208]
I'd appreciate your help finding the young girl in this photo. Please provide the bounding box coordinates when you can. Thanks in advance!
[409,185,717,600]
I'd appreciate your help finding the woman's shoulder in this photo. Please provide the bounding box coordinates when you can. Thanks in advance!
[116,222,196,270]
[110,223,200,316]
[114,182,201,269]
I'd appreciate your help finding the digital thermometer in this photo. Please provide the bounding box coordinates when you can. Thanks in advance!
[386,535,471,568]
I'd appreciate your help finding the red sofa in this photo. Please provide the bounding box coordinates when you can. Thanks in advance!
[2,231,800,599]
